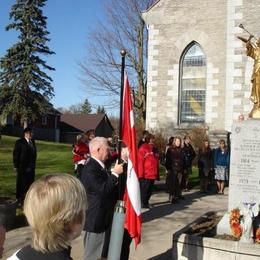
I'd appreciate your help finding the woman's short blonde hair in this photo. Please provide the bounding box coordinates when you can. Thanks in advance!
[24,174,87,253]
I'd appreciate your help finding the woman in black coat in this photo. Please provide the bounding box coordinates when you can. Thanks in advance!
[182,135,196,191]
[165,137,185,203]
[198,139,213,193]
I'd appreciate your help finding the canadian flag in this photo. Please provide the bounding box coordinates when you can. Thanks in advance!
[122,74,142,246]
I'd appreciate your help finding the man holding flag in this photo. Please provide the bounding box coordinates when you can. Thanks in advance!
[107,50,142,260]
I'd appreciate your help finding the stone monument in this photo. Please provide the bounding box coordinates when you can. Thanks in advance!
[229,120,260,210]
[217,26,260,239]
[217,120,260,240]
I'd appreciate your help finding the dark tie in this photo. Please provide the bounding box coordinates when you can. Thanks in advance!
[28,140,34,149]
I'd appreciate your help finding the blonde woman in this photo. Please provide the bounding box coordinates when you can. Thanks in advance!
[214,140,230,194]
[8,174,87,260]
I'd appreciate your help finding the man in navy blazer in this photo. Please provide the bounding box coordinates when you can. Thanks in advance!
[81,137,123,260]
[13,127,37,205]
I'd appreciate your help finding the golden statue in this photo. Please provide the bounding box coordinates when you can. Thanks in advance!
[238,30,260,118]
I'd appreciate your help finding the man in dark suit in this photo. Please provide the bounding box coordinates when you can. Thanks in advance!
[81,137,123,260]
[13,127,37,205]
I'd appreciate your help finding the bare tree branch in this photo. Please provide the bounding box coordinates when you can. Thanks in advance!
[79,0,156,121]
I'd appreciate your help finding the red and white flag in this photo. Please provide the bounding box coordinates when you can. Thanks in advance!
[122,74,142,246]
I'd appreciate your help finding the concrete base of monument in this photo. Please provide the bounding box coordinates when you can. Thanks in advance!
[172,212,260,260]
[216,212,232,235]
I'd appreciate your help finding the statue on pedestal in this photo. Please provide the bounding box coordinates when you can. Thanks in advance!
[237,25,260,118]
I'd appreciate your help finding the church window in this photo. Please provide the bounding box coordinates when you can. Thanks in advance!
[179,42,206,123]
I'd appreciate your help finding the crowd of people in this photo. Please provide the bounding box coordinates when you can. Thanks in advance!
[6,130,130,260]
[138,130,230,207]
[0,127,230,259]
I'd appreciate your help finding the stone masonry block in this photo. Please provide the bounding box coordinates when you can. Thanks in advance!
[231,98,242,105]
[167,80,174,86]
[168,69,174,76]
[234,12,243,19]
[147,81,158,87]
[150,102,157,107]
[234,69,242,77]
[233,83,243,90]
[212,68,220,74]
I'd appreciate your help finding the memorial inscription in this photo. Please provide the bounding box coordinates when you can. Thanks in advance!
[228,120,260,211]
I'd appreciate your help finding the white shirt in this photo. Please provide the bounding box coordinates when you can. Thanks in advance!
[7,250,20,259]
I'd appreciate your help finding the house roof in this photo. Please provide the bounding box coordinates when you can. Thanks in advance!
[60,113,113,132]
[47,104,62,115]
[142,0,161,13]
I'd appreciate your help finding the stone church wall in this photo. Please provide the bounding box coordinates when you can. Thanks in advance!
[143,0,260,137]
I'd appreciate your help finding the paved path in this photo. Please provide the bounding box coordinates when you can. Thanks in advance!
[3,184,228,259]
[129,187,227,259]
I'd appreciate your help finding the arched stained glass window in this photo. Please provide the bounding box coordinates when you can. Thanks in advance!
[179,42,206,123]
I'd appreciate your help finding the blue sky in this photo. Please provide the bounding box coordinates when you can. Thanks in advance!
[0,0,115,113]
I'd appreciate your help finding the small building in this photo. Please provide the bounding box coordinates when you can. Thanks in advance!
[2,106,61,142]
[142,0,259,143]
[60,113,114,144]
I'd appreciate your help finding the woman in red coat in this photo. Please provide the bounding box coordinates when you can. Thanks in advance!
[72,134,89,178]
[138,134,159,208]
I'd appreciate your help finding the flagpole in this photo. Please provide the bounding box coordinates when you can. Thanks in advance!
[118,49,126,200]
[118,49,126,163]
[107,50,126,260]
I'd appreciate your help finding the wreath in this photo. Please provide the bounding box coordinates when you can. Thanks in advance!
[230,208,243,238]
[255,227,260,243]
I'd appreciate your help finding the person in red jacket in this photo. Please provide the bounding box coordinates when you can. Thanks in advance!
[73,134,89,178]
[138,134,159,208]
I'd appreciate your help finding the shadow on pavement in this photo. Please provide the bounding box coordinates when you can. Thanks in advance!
[147,249,172,260]
[143,188,217,224]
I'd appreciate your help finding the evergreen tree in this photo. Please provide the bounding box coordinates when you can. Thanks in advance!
[96,105,106,114]
[0,0,55,127]
[81,98,92,114]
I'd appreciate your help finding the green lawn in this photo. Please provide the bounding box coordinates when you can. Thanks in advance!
[0,135,200,229]
[0,135,200,197]
[189,167,200,188]
[0,135,74,198]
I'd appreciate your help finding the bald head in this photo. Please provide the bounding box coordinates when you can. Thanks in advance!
[89,137,110,162]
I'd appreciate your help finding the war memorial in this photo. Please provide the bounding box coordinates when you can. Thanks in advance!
[1,1,260,259]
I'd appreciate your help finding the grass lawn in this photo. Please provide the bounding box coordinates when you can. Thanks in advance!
[189,167,200,188]
[0,135,200,197]
[0,135,74,198]
[0,135,200,229]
